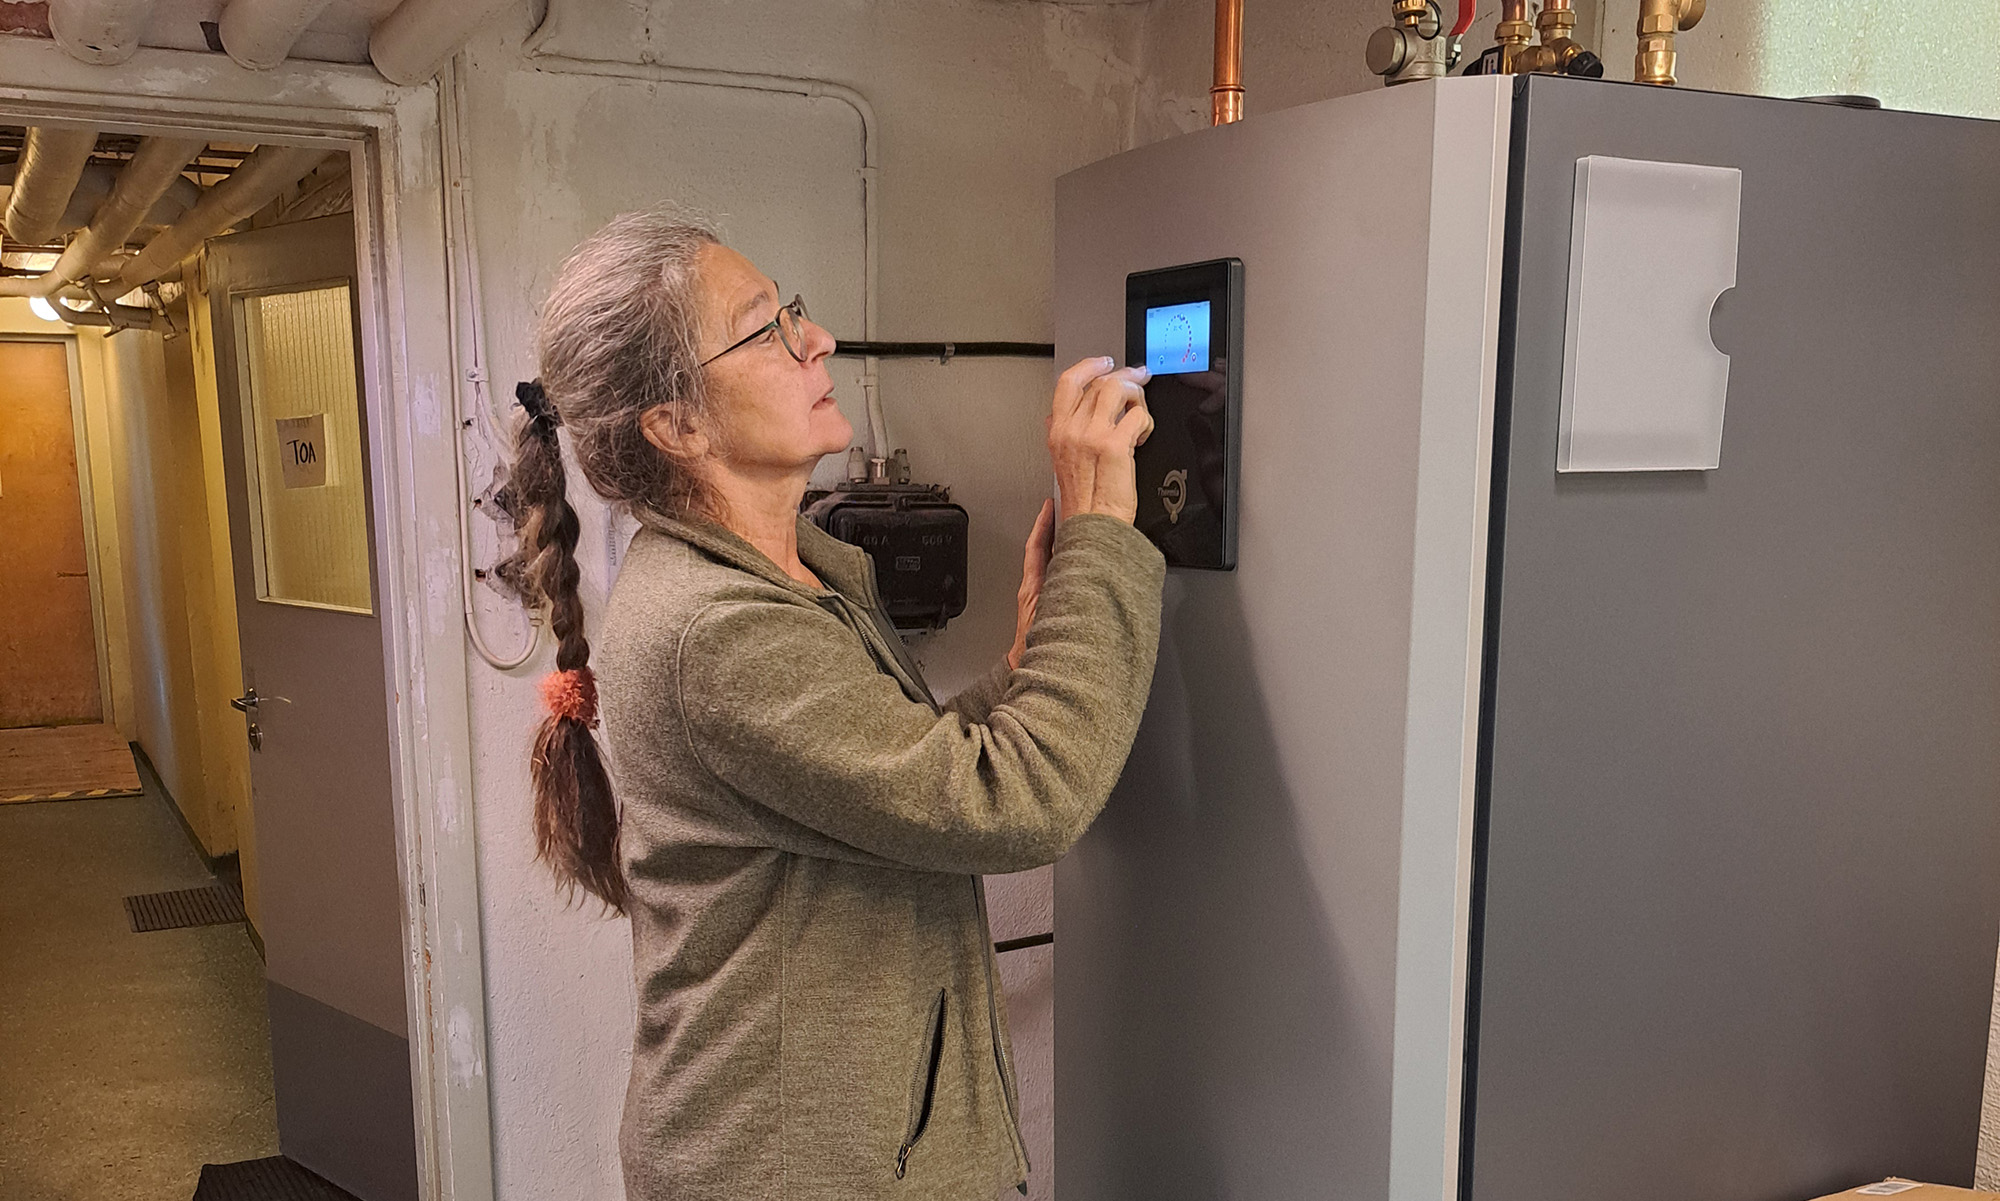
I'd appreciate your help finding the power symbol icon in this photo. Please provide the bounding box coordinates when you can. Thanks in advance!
[1159,469,1188,524]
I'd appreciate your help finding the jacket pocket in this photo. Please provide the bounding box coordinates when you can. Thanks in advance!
[896,988,949,1180]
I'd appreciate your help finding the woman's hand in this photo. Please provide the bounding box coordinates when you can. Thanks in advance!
[1049,357,1154,524]
[1008,499,1056,670]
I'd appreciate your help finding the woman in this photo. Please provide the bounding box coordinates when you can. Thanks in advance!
[510,208,1164,1199]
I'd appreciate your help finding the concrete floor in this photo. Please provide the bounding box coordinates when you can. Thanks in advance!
[0,779,277,1200]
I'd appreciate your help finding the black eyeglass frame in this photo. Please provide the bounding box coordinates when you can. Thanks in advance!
[700,295,811,367]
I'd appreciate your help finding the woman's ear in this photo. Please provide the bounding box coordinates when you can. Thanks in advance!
[640,403,710,463]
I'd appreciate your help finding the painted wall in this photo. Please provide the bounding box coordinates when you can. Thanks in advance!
[88,306,251,871]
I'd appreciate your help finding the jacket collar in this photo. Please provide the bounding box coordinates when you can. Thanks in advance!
[639,510,879,605]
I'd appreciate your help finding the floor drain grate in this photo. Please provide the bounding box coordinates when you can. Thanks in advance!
[125,884,246,933]
[191,1156,359,1200]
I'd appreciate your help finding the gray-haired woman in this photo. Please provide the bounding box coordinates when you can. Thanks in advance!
[509,208,1164,1199]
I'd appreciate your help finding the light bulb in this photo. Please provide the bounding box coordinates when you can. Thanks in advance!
[28,296,61,322]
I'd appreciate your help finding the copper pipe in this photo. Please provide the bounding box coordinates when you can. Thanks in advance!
[1494,0,1534,73]
[1211,0,1244,126]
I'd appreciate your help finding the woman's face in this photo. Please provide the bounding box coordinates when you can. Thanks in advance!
[694,243,850,479]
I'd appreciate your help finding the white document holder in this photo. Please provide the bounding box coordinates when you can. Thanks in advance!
[1557,155,1742,473]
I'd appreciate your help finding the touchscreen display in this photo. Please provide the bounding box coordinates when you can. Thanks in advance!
[1145,300,1211,375]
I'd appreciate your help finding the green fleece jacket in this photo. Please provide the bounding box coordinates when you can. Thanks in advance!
[596,510,1165,1200]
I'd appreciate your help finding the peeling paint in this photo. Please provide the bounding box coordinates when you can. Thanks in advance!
[448,1004,487,1085]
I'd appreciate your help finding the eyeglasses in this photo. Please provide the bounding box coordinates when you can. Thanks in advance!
[700,294,811,367]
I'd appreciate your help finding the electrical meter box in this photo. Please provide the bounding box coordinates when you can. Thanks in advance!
[803,483,968,631]
[1126,258,1243,569]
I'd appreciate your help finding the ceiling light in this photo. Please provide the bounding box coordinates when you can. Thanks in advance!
[28,296,61,322]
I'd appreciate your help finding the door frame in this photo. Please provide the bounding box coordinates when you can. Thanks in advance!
[0,39,494,1201]
[0,332,113,728]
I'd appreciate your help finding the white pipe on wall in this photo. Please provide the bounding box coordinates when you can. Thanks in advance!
[47,0,159,66]
[439,55,539,671]
[3,126,99,245]
[115,144,330,291]
[368,0,516,87]
[0,136,206,299]
[218,0,338,70]
[520,52,887,457]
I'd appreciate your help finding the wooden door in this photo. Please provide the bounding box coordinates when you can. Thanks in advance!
[0,340,101,728]
[206,214,416,1201]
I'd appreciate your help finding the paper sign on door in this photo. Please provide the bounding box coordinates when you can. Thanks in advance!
[274,414,328,489]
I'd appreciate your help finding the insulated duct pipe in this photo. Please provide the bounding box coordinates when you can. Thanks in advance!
[47,0,159,65]
[116,144,330,291]
[369,0,515,86]
[218,0,337,70]
[3,127,99,246]
[1211,0,1244,125]
[0,136,206,299]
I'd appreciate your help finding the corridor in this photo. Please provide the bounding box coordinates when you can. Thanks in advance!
[0,764,275,1200]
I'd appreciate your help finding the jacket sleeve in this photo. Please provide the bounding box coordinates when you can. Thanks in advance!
[941,658,1013,726]
[677,514,1165,875]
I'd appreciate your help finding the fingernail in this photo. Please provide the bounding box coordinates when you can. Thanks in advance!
[1102,356,1116,368]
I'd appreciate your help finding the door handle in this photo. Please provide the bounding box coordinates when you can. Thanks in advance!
[230,688,260,713]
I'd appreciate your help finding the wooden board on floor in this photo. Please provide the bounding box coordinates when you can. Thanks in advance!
[0,724,140,803]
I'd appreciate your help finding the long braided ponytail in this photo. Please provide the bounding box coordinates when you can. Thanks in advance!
[509,208,721,914]
[513,381,626,913]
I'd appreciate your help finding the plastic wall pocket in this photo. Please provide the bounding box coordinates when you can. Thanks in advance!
[1557,155,1741,472]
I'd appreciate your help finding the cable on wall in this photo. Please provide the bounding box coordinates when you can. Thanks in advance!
[441,52,540,671]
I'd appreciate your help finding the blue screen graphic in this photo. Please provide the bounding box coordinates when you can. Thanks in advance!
[1145,300,1211,376]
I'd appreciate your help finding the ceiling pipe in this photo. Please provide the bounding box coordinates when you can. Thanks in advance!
[1211,0,1244,125]
[218,0,337,70]
[115,144,331,291]
[3,127,99,245]
[369,0,516,86]
[47,0,159,65]
[0,136,206,299]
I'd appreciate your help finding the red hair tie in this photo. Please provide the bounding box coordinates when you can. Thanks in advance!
[540,667,599,726]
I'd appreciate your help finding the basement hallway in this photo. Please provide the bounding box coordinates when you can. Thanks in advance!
[0,758,276,1200]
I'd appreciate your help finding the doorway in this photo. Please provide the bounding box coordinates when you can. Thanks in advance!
[0,71,486,1197]
[0,47,498,1199]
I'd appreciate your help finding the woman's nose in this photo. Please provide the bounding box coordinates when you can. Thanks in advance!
[801,315,836,363]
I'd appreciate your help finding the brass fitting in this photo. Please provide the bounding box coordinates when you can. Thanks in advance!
[1494,0,1535,74]
[1515,0,1601,76]
[1635,0,1704,86]
[1366,0,1452,86]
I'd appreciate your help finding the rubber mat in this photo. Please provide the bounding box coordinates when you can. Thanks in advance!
[125,884,246,933]
[191,1157,359,1200]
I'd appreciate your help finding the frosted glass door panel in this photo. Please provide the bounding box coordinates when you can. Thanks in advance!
[235,284,372,613]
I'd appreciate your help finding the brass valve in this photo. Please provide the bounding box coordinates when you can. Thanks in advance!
[1515,0,1605,77]
[1635,0,1704,86]
[1367,0,1456,86]
[1493,0,1535,74]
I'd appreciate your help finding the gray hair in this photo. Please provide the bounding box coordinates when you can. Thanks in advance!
[534,207,723,523]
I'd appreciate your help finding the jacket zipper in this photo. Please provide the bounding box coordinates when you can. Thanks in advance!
[896,988,949,1179]
[972,879,1030,1173]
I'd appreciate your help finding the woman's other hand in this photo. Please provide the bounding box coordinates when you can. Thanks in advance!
[1049,357,1154,524]
[1008,499,1056,670]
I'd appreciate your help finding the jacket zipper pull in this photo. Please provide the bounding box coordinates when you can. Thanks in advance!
[895,1143,912,1179]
